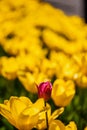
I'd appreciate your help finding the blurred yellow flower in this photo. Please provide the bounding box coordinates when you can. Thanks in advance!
[17,70,49,93]
[41,58,57,78]
[84,126,87,130]
[0,57,18,79]
[69,15,85,27]
[0,96,48,130]
[51,79,75,106]
[16,53,40,72]
[73,52,87,88]
[50,51,79,79]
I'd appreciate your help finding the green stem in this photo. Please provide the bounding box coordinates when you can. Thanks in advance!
[44,100,48,130]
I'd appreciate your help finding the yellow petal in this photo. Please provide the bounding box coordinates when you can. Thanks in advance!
[10,97,28,121]
[52,79,75,106]
[17,98,46,130]
[84,127,87,130]
[18,113,39,130]
[19,96,33,106]
[0,104,16,128]
[65,121,77,130]
[49,120,65,130]
[4,100,10,110]
[22,98,45,116]
[50,107,64,120]
[36,103,51,130]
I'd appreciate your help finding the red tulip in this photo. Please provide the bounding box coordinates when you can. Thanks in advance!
[37,81,52,101]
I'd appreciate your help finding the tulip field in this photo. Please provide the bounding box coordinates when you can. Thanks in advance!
[0,0,87,130]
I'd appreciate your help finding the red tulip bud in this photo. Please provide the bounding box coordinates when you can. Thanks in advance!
[37,81,52,101]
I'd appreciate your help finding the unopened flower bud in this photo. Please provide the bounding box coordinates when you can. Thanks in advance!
[37,81,52,101]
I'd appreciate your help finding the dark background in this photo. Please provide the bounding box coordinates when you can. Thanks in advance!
[84,0,87,23]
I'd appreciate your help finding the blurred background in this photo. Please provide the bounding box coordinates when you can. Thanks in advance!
[45,0,86,20]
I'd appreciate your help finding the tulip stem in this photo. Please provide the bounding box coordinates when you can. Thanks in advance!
[44,100,48,130]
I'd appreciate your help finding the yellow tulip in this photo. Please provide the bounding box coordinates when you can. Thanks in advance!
[49,120,65,130]
[51,79,75,106]
[65,121,77,130]
[36,106,64,129]
[49,120,77,130]
[0,96,48,130]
